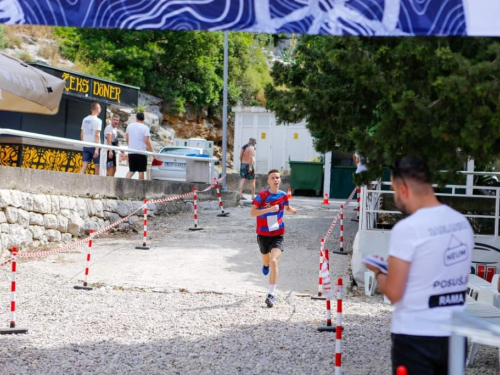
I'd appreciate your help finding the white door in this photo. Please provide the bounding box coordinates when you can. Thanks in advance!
[256,114,271,174]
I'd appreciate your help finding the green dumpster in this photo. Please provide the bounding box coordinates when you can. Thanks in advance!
[289,161,324,196]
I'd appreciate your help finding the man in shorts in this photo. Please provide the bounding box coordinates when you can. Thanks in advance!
[79,102,102,175]
[104,114,120,177]
[125,112,153,180]
[239,137,257,200]
[363,156,473,374]
[250,169,297,307]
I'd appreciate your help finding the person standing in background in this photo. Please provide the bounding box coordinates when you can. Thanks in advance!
[239,137,257,200]
[104,114,120,177]
[125,112,153,180]
[80,102,102,175]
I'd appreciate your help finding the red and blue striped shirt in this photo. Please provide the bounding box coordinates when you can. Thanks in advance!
[253,190,289,236]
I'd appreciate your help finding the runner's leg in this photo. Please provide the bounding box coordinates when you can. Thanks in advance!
[269,247,282,285]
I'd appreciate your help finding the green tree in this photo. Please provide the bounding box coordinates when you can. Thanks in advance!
[54,28,271,114]
[265,36,500,184]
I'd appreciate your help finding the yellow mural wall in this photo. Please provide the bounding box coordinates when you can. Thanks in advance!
[0,144,95,174]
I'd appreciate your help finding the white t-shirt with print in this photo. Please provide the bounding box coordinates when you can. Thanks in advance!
[389,204,474,337]
[126,122,151,152]
[81,115,102,143]
[104,125,118,145]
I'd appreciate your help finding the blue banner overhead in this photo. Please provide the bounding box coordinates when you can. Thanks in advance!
[0,0,499,36]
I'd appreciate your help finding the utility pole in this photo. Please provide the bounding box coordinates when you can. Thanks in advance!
[221,31,228,190]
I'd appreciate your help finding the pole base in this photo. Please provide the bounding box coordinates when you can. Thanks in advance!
[351,218,359,222]
[311,295,326,300]
[331,250,347,256]
[74,285,93,291]
[135,246,150,250]
[189,227,204,231]
[217,213,230,217]
[318,326,344,333]
[0,327,28,335]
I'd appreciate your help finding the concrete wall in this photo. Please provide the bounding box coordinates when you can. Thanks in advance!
[0,166,239,258]
[0,166,238,203]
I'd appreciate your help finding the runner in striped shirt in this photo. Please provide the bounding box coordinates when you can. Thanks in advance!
[251,169,297,307]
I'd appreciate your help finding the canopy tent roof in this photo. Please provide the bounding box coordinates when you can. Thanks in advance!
[0,52,65,115]
[0,0,499,37]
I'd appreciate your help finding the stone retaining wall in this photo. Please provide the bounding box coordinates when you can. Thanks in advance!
[0,189,189,257]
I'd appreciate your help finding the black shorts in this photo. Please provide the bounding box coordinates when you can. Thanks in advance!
[257,235,284,254]
[128,154,147,172]
[106,150,117,168]
[391,334,467,375]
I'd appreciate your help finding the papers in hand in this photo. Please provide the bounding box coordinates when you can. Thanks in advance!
[362,256,388,274]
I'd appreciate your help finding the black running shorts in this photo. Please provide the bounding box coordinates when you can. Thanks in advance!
[257,235,284,254]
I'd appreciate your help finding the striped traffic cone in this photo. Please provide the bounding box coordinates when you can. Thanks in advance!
[287,188,292,200]
[322,193,330,205]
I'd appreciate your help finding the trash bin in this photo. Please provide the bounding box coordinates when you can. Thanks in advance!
[330,166,356,199]
[289,161,324,196]
[186,154,211,184]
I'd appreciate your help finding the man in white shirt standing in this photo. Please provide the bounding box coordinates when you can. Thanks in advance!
[80,102,102,175]
[364,156,473,374]
[125,112,153,180]
[104,114,120,177]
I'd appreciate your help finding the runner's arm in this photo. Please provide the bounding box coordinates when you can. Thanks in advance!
[250,204,279,217]
[285,205,297,214]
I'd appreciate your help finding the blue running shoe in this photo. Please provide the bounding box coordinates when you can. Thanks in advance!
[262,265,269,276]
[265,294,275,308]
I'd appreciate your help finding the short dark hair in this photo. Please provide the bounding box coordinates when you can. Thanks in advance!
[268,169,280,176]
[90,102,100,111]
[136,112,145,121]
[390,156,432,185]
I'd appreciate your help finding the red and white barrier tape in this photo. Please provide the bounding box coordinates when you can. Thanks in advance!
[0,179,227,266]
[324,188,357,242]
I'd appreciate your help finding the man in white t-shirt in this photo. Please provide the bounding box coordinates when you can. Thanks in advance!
[125,112,153,180]
[79,102,102,175]
[104,114,119,177]
[363,156,473,374]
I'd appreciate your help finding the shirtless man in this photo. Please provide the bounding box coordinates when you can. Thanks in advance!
[239,137,257,200]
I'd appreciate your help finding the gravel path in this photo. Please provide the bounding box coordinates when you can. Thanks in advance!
[0,195,497,374]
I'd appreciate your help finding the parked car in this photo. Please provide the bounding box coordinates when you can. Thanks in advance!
[151,146,218,182]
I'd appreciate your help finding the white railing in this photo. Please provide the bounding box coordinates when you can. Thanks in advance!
[0,128,218,163]
[360,178,500,236]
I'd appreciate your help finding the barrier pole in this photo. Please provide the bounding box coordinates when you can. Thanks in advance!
[74,230,94,290]
[318,251,339,332]
[352,187,360,222]
[136,199,150,249]
[0,247,27,334]
[311,238,326,300]
[335,278,343,375]
[332,205,346,255]
[215,178,230,217]
[189,187,204,231]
